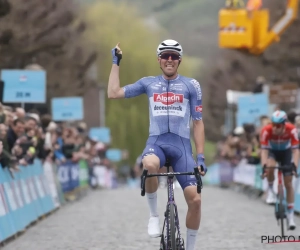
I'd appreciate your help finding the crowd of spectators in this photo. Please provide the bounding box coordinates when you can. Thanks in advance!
[0,102,116,189]
[216,110,300,167]
[216,115,269,166]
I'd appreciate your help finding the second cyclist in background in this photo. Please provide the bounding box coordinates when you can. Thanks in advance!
[260,110,299,230]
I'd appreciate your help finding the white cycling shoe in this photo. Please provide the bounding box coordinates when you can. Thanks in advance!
[148,216,160,238]
[266,190,276,205]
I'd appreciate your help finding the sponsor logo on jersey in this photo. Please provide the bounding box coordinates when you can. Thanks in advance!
[154,105,182,111]
[195,105,202,112]
[190,79,202,100]
[153,92,184,105]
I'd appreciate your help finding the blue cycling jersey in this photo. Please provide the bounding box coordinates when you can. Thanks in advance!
[123,74,203,139]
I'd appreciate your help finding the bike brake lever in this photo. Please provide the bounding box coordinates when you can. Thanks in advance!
[140,169,148,196]
[194,167,202,194]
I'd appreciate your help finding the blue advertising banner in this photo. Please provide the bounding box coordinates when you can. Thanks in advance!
[1,70,46,103]
[57,161,80,193]
[88,127,111,143]
[203,163,220,185]
[57,164,71,193]
[106,149,122,162]
[236,93,269,126]
[51,97,84,121]
[219,160,234,185]
[69,163,80,191]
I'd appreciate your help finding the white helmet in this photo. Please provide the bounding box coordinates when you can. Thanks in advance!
[156,39,183,57]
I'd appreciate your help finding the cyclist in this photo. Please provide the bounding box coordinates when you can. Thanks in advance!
[108,40,207,250]
[260,110,299,230]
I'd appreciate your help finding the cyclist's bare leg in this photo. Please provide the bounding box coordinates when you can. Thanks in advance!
[143,155,160,193]
[284,175,294,204]
[184,186,201,229]
[142,154,161,237]
[184,186,201,250]
[158,166,167,173]
[265,158,276,203]
[284,175,295,228]
[266,158,276,183]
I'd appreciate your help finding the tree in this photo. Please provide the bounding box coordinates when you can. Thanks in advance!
[0,0,97,106]
[0,0,11,18]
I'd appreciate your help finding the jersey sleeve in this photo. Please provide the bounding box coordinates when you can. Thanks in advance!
[189,79,202,120]
[122,77,146,98]
[260,126,270,149]
[290,126,299,149]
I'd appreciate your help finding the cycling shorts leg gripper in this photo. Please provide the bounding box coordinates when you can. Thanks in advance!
[272,149,293,176]
[268,151,275,160]
[172,137,197,190]
[142,144,166,168]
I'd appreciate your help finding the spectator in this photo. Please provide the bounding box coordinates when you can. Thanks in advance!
[221,129,245,166]
[287,110,298,124]
[246,134,260,164]
[15,107,25,120]
[7,118,25,152]
[252,76,266,93]
[257,115,271,136]
[0,102,119,190]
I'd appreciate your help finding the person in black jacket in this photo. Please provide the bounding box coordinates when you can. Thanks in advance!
[252,76,266,93]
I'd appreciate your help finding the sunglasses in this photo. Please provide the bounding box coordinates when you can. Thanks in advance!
[272,123,284,128]
[159,53,181,61]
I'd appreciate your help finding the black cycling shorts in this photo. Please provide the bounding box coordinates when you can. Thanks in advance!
[268,148,293,176]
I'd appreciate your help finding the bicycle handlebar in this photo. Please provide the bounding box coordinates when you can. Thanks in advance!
[140,167,203,196]
[261,165,299,178]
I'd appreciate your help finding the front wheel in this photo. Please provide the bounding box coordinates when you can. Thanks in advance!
[160,233,166,250]
[279,197,285,237]
[176,238,185,250]
[169,203,176,249]
[276,190,286,237]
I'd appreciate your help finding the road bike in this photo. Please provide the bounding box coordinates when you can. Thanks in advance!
[262,164,298,237]
[141,161,203,250]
